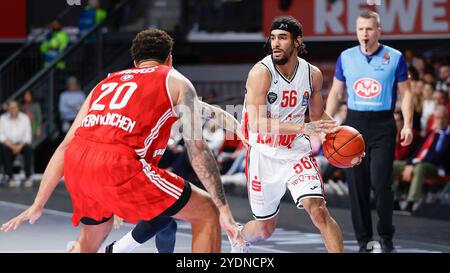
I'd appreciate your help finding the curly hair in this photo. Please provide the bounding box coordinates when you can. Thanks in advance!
[131,28,174,64]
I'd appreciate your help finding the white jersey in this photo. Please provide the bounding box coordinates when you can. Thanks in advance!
[243,55,314,160]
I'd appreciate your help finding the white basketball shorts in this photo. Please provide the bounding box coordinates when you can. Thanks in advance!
[246,148,325,220]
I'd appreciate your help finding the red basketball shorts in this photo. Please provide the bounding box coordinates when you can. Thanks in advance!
[64,136,190,226]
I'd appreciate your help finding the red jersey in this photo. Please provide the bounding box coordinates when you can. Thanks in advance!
[76,65,178,165]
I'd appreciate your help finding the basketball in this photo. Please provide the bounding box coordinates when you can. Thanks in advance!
[322,125,365,168]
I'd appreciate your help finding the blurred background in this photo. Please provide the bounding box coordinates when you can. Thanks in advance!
[0,0,450,223]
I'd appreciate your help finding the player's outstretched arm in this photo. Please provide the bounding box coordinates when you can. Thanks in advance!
[170,71,244,245]
[199,100,246,144]
[1,93,92,232]
[177,82,227,209]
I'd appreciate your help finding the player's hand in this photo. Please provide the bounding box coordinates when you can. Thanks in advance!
[302,120,338,136]
[1,204,43,232]
[400,127,413,146]
[218,206,245,248]
[354,152,366,166]
[113,215,124,230]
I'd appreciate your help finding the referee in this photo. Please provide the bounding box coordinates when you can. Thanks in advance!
[326,11,414,253]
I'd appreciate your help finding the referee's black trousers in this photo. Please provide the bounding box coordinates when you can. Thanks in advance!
[345,110,396,246]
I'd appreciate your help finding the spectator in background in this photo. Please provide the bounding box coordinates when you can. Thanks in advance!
[436,65,450,92]
[432,90,447,106]
[393,105,450,214]
[447,81,450,112]
[0,101,33,188]
[78,0,107,38]
[411,79,424,132]
[404,49,421,70]
[40,20,69,70]
[21,90,43,142]
[422,72,436,86]
[59,77,86,133]
[420,83,436,134]
[425,90,449,133]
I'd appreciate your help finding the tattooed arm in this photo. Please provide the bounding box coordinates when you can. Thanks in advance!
[169,69,244,245]
[199,100,246,144]
[169,70,229,208]
[179,92,227,207]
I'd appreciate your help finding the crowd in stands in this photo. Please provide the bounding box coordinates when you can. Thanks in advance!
[0,74,86,188]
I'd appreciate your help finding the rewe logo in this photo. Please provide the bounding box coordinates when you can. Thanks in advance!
[353,78,382,99]
[67,0,81,6]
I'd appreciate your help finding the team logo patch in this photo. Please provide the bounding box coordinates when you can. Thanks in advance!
[121,75,134,81]
[301,91,310,106]
[267,92,278,104]
[353,78,382,99]
[382,53,390,65]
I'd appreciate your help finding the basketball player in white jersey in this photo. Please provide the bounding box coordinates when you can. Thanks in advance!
[235,16,345,253]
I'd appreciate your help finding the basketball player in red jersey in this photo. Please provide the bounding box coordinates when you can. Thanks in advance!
[1,28,244,252]
[234,16,349,253]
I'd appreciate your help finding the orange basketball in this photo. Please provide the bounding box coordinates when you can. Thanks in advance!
[322,125,365,168]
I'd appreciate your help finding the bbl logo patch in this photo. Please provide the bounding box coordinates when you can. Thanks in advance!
[382,53,390,65]
[267,92,278,104]
[301,91,310,106]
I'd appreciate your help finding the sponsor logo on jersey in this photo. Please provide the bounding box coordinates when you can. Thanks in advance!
[267,92,278,104]
[353,78,382,99]
[286,113,304,120]
[251,176,262,192]
[256,133,296,148]
[117,67,158,74]
[120,75,134,81]
[291,174,320,186]
[80,113,136,133]
[301,91,310,106]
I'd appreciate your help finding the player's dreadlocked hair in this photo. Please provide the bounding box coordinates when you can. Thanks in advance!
[131,28,174,64]
[265,16,307,55]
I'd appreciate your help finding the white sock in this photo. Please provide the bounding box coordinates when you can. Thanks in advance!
[112,231,141,253]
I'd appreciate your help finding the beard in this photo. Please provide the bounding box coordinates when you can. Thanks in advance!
[271,48,293,65]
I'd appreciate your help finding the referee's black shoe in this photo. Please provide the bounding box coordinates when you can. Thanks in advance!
[380,239,396,253]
